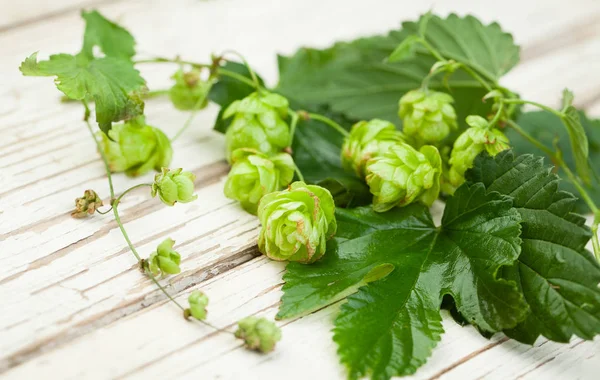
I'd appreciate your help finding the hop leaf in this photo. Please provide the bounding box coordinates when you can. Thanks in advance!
[398,89,458,144]
[223,92,290,162]
[257,181,337,264]
[234,316,282,353]
[71,189,103,218]
[98,117,172,177]
[146,238,181,276]
[169,69,211,111]
[365,143,442,212]
[341,119,406,177]
[151,168,198,206]
[186,291,209,321]
[224,148,295,215]
[448,115,510,188]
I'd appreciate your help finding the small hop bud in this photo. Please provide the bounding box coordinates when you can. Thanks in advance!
[234,316,281,353]
[185,290,209,321]
[224,92,290,162]
[224,148,295,215]
[71,189,103,218]
[448,115,510,188]
[151,168,198,206]
[257,181,337,264]
[366,143,442,212]
[341,119,406,177]
[98,117,173,177]
[169,69,211,111]
[146,238,181,276]
[399,89,458,144]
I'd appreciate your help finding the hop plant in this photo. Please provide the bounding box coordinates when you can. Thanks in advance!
[98,117,172,177]
[366,143,442,212]
[72,189,103,218]
[257,181,336,264]
[146,238,181,276]
[398,89,458,144]
[448,115,510,188]
[169,69,211,111]
[224,148,295,215]
[223,92,290,162]
[151,168,198,206]
[341,119,407,177]
[185,290,209,321]
[235,316,282,353]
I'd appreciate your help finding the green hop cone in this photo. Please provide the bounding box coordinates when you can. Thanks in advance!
[223,92,290,162]
[448,115,510,188]
[71,189,103,218]
[365,142,442,212]
[234,316,282,353]
[169,69,210,111]
[257,181,336,264]
[98,117,172,177]
[151,168,198,206]
[341,119,406,177]
[186,290,209,321]
[147,238,181,276]
[224,148,295,215]
[398,89,458,144]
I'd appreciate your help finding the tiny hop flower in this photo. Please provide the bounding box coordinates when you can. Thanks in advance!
[224,148,295,215]
[169,69,211,111]
[72,189,103,218]
[186,290,209,321]
[448,115,510,188]
[366,143,442,212]
[98,116,172,177]
[151,168,198,206]
[223,91,290,162]
[398,89,458,144]
[341,119,407,177]
[257,181,337,264]
[146,238,181,276]
[235,316,282,353]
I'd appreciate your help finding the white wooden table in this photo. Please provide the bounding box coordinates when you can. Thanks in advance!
[1,0,599,379]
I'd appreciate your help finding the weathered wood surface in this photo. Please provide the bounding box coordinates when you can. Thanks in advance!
[1,0,599,379]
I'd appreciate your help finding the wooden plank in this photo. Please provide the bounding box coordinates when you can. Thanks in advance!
[1,0,600,378]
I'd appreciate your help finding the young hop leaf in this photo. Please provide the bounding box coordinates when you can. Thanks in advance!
[467,151,600,344]
[224,148,295,215]
[98,118,172,176]
[278,180,527,379]
[80,10,136,60]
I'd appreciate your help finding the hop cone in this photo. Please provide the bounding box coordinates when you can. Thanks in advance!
[98,117,172,177]
[235,316,282,353]
[169,69,210,111]
[147,238,181,276]
[448,115,510,187]
[224,148,295,215]
[151,168,198,206]
[223,92,290,162]
[187,291,209,321]
[399,89,458,144]
[257,181,336,264]
[341,119,406,177]
[366,143,442,212]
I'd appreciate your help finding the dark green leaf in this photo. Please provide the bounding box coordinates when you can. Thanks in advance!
[20,53,146,133]
[506,110,600,213]
[81,10,136,60]
[209,61,264,133]
[279,184,526,378]
[468,151,600,344]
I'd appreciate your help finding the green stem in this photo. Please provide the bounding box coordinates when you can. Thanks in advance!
[294,165,305,182]
[134,57,212,69]
[488,100,504,128]
[220,50,261,90]
[112,205,142,261]
[504,99,564,118]
[83,106,115,200]
[457,64,493,92]
[114,183,152,204]
[171,79,216,142]
[145,89,170,99]
[288,110,299,147]
[592,218,600,261]
[505,120,555,158]
[217,68,258,89]
[303,112,350,137]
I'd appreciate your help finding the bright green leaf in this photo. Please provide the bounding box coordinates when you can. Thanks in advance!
[81,10,136,60]
[468,151,600,344]
[20,52,146,133]
[506,110,600,214]
[279,183,526,378]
